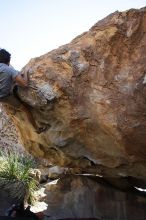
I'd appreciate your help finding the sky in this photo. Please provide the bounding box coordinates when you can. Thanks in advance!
[0,0,146,69]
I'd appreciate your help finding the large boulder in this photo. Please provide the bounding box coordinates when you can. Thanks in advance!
[4,8,146,181]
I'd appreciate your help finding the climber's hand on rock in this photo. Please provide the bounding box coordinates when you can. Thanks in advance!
[15,74,28,87]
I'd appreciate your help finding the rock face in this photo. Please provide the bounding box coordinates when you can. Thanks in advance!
[4,8,146,182]
[44,176,146,220]
[0,105,24,153]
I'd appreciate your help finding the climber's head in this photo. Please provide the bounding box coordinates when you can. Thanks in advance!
[0,49,11,65]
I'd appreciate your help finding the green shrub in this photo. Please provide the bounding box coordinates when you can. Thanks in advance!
[0,151,38,204]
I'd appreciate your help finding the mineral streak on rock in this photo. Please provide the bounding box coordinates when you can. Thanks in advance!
[5,8,146,181]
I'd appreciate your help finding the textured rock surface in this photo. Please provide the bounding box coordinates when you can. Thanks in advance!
[44,176,146,220]
[0,105,24,153]
[4,8,146,182]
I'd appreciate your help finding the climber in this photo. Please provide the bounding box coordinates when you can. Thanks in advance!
[0,49,44,133]
[0,49,28,104]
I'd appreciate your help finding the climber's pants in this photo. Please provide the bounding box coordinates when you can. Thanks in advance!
[0,94,21,108]
[0,85,21,108]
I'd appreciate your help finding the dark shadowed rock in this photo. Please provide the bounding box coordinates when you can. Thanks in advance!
[43,176,146,220]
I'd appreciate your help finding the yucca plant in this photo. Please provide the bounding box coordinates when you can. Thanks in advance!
[0,151,38,204]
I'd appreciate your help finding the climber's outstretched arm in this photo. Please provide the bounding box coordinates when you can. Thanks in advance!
[15,73,28,87]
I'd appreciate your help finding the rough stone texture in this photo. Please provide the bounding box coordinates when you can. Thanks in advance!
[44,176,146,220]
[4,8,146,182]
[0,105,24,153]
